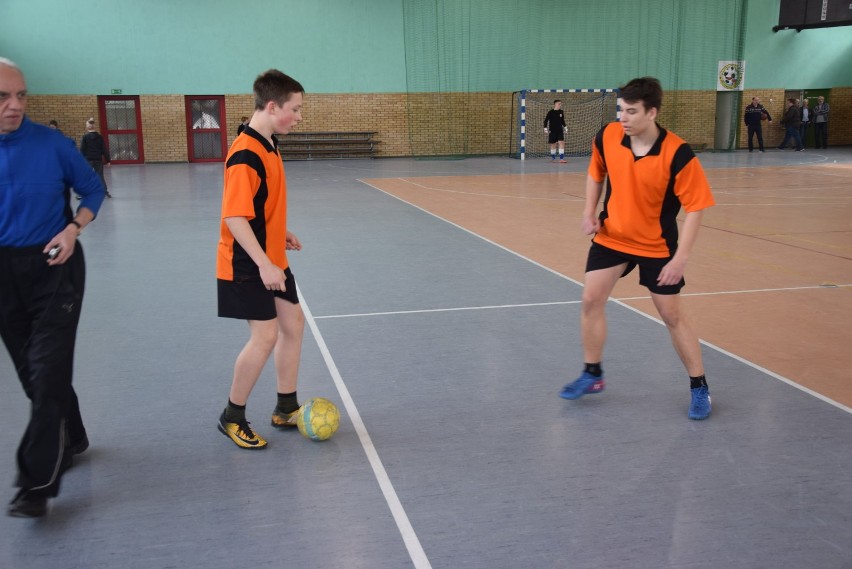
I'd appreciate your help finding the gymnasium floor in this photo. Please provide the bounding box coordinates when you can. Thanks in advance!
[1,148,850,569]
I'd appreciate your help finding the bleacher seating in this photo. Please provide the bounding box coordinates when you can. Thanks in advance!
[278,131,379,160]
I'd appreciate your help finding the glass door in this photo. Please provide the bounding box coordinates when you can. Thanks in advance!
[98,95,144,164]
[185,96,227,162]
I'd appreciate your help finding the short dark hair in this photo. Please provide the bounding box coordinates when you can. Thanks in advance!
[619,77,663,111]
[554,99,562,104]
[48,120,58,127]
[253,70,304,110]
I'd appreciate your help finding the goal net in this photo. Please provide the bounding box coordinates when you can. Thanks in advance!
[512,89,619,160]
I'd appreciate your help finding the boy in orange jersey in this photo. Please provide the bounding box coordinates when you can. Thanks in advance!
[216,70,306,448]
[559,77,715,421]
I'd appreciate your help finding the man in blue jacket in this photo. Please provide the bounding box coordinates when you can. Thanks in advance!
[0,57,105,517]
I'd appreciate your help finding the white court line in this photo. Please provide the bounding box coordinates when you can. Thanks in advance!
[358,178,852,416]
[619,283,851,301]
[313,300,579,320]
[298,286,433,569]
[311,284,850,321]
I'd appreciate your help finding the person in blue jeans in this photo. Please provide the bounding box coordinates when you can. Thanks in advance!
[777,98,803,151]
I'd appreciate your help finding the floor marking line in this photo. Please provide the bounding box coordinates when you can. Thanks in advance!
[313,300,581,320]
[359,179,852,416]
[314,284,850,320]
[617,283,851,301]
[299,286,432,569]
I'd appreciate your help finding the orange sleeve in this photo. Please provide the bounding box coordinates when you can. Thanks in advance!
[221,163,260,220]
[587,128,608,183]
[674,157,715,213]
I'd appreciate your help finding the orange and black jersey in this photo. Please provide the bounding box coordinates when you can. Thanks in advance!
[216,127,288,281]
[588,122,715,258]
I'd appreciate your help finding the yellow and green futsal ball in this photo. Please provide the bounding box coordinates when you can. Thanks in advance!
[297,397,340,441]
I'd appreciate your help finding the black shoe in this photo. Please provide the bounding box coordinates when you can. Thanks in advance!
[105,192,113,199]
[796,148,804,152]
[7,490,48,518]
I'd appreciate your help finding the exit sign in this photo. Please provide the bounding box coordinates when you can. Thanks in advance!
[111,89,122,94]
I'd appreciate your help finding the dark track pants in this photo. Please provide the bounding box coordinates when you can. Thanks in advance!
[0,244,87,497]
[747,124,765,151]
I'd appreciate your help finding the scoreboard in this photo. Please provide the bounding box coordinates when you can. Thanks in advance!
[776,0,852,31]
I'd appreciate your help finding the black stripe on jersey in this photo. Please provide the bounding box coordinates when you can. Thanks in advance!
[227,149,270,277]
[659,143,695,254]
[227,148,266,174]
[670,143,697,177]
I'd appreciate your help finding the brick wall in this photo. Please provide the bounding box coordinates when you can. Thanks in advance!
[659,90,719,148]
[827,87,852,145]
[26,88,850,162]
[140,95,187,162]
[25,95,98,147]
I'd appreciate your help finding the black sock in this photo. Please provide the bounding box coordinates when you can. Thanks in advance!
[275,391,299,414]
[225,400,246,422]
[690,375,708,389]
[584,362,603,377]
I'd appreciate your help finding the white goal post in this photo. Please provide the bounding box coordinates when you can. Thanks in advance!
[515,89,620,160]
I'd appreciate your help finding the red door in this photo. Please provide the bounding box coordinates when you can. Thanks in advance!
[98,95,144,164]
[186,96,227,162]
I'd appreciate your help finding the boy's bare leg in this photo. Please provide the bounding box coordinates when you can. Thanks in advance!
[650,292,704,377]
[581,264,626,363]
[273,298,305,394]
[229,319,278,405]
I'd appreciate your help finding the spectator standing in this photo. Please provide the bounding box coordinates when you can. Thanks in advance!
[799,99,811,148]
[743,96,771,152]
[777,98,803,151]
[80,118,112,197]
[812,96,829,149]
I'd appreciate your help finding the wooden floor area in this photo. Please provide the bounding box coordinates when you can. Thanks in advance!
[364,160,852,409]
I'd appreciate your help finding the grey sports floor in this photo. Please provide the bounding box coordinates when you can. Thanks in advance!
[1,154,851,569]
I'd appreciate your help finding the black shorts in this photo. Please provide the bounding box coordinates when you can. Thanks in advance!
[548,130,565,144]
[585,242,685,295]
[217,267,299,321]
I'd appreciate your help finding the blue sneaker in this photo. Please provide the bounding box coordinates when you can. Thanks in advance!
[559,372,605,400]
[688,386,711,420]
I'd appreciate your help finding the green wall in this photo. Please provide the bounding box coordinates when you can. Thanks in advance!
[743,0,852,88]
[1,0,850,95]
[0,0,408,94]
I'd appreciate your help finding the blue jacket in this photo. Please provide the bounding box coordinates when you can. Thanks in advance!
[0,117,105,247]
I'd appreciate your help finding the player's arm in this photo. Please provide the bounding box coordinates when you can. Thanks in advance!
[582,174,604,235]
[657,209,703,285]
[224,216,286,291]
